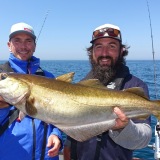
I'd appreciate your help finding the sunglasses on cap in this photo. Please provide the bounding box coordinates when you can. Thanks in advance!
[91,27,122,43]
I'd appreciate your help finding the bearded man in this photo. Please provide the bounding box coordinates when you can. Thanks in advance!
[63,23,152,160]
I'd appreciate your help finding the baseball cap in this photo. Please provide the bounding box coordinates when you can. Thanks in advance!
[9,22,36,40]
[90,23,122,43]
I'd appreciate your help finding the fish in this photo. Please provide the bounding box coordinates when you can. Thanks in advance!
[0,72,160,142]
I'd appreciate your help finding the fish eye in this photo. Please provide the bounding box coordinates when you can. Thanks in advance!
[0,73,8,80]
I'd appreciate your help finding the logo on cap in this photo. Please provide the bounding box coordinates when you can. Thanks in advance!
[24,28,33,33]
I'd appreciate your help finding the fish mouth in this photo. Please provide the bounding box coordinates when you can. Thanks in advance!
[0,73,30,105]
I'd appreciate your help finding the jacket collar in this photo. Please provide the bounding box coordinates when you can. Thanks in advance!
[8,53,40,74]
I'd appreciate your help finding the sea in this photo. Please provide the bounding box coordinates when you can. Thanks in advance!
[0,60,160,160]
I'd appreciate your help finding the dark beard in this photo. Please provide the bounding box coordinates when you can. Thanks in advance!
[90,55,124,85]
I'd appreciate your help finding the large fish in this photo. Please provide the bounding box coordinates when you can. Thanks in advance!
[0,72,160,142]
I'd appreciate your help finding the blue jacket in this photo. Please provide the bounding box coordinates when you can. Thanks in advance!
[0,53,63,160]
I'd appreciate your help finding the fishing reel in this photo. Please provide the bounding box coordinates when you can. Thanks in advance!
[148,120,160,160]
[154,121,160,159]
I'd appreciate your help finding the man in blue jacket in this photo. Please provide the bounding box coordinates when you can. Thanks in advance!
[63,23,152,160]
[0,22,63,160]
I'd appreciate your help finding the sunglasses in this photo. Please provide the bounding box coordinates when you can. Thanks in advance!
[92,27,121,42]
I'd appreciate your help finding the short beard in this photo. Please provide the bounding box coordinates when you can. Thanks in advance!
[90,55,124,85]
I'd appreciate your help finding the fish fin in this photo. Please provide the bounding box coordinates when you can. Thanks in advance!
[125,109,151,119]
[78,79,107,89]
[123,87,148,99]
[59,119,116,142]
[56,72,75,83]
[25,96,38,116]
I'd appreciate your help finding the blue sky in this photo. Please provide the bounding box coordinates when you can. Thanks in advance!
[0,0,159,60]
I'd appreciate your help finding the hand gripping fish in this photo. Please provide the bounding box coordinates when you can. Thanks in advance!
[0,72,160,142]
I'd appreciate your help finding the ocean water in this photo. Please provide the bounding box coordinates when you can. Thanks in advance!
[0,60,160,160]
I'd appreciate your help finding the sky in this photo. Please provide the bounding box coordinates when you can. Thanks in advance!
[0,0,159,60]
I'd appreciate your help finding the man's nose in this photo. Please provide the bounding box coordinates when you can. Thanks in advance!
[20,42,27,49]
[101,46,110,56]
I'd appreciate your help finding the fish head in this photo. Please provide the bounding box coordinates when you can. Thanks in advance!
[0,73,30,105]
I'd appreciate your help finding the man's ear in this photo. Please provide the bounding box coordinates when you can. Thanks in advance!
[7,42,12,52]
[120,46,125,56]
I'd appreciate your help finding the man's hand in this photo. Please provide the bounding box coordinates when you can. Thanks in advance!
[0,96,9,108]
[47,134,61,157]
[112,107,129,130]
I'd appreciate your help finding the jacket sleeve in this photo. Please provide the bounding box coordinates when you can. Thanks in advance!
[0,107,11,124]
[43,70,55,78]
[109,120,152,149]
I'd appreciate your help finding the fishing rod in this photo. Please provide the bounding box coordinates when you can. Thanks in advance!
[145,0,160,159]
[146,0,157,98]
[36,10,50,43]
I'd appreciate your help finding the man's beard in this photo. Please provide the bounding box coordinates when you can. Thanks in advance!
[90,55,123,85]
